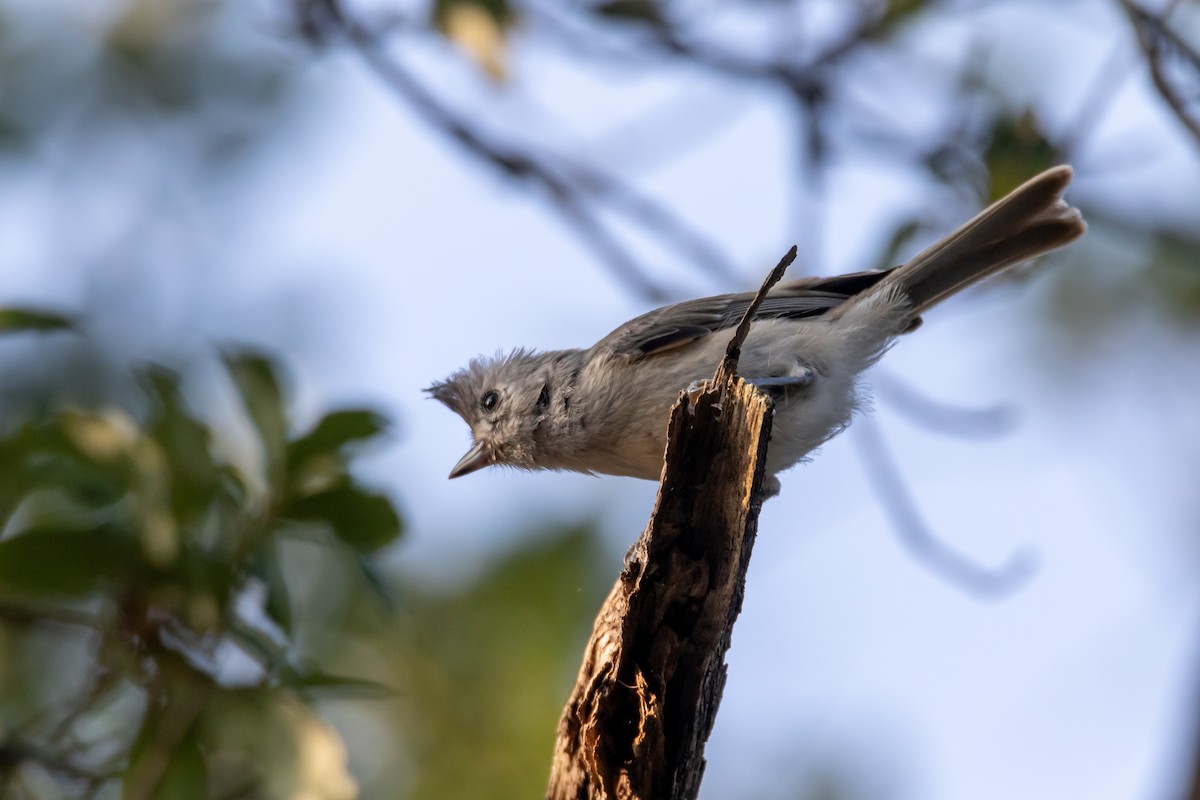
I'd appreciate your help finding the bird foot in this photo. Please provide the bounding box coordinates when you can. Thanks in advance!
[746,368,815,391]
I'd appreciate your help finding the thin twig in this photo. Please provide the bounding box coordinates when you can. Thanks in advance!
[1122,0,1200,148]
[1059,43,1135,157]
[292,0,743,300]
[874,372,1017,439]
[0,603,102,630]
[715,246,797,384]
[552,192,673,301]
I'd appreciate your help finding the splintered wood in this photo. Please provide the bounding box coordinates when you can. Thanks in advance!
[546,378,773,800]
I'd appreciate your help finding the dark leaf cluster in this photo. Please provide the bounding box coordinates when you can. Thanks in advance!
[0,310,401,799]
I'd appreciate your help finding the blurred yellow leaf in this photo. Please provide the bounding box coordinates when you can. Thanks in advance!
[879,0,928,33]
[61,408,139,463]
[106,0,213,47]
[288,703,359,800]
[442,1,510,82]
[204,692,359,800]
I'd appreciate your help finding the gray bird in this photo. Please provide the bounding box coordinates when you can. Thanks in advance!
[428,166,1085,495]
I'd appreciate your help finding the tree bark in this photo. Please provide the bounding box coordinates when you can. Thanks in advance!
[545,247,794,800]
[545,376,773,800]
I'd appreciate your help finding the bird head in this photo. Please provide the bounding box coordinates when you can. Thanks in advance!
[426,350,569,478]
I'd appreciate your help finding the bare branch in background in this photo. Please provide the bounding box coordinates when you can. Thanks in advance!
[874,371,1017,439]
[574,1,887,89]
[1123,0,1200,149]
[852,418,1037,598]
[1060,43,1135,158]
[290,0,745,302]
[530,0,886,270]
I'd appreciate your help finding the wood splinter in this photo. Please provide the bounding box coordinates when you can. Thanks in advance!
[546,247,796,800]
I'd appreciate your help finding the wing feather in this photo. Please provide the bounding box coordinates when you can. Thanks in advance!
[595,270,894,359]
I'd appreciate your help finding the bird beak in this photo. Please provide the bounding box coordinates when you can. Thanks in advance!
[449,441,492,479]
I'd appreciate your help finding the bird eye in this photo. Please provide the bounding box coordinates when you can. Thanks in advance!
[535,383,550,413]
[481,390,500,412]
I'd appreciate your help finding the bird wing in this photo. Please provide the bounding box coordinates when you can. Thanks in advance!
[593,270,893,360]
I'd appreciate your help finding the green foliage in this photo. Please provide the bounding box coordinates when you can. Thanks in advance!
[983,110,1060,201]
[0,319,402,799]
[876,0,928,35]
[222,351,290,488]
[1147,231,1200,321]
[284,485,402,554]
[383,527,610,800]
[432,0,514,29]
[591,0,665,25]
[0,309,73,333]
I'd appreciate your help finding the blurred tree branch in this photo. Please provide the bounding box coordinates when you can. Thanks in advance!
[291,0,745,301]
[1121,0,1200,149]
[852,418,1037,598]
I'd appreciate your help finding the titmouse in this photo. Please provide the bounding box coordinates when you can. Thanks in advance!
[428,166,1085,494]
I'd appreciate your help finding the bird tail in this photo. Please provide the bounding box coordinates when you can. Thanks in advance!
[885,165,1086,317]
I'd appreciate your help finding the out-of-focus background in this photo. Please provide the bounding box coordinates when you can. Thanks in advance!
[1,0,1198,798]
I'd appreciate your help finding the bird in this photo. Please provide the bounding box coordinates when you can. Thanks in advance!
[427,166,1086,496]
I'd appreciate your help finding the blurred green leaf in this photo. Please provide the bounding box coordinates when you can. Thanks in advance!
[592,0,664,24]
[1149,231,1200,321]
[199,688,357,800]
[256,540,294,635]
[141,367,223,521]
[878,0,927,33]
[0,421,128,513]
[286,666,396,699]
[0,1,405,793]
[153,729,208,800]
[230,616,289,674]
[396,525,608,800]
[222,351,288,487]
[0,307,73,334]
[284,484,402,554]
[433,0,513,27]
[288,409,387,466]
[0,527,138,597]
[984,109,1059,201]
[125,654,213,800]
[172,545,238,613]
[356,552,398,612]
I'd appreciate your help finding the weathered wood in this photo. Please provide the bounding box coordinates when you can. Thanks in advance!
[546,248,795,800]
[546,375,774,800]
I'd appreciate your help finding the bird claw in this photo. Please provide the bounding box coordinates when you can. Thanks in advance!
[747,368,815,391]
[756,475,782,499]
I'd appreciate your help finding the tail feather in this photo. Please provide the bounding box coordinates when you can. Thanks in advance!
[888,166,1086,316]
